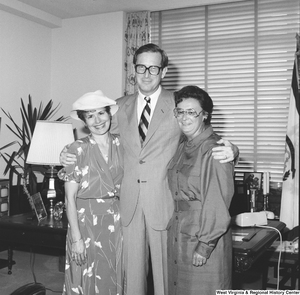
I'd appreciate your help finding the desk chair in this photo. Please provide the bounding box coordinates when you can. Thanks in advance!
[262,226,299,290]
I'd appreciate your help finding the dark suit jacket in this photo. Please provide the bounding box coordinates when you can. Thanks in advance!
[111,88,181,230]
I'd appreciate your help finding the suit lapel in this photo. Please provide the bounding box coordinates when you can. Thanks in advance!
[123,93,141,155]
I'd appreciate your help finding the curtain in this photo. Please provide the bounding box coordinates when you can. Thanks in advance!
[280,34,300,230]
[124,11,150,95]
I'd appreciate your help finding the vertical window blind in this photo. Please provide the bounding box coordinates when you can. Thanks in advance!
[151,0,299,182]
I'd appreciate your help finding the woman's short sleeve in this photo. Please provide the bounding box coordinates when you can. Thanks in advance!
[58,141,84,183]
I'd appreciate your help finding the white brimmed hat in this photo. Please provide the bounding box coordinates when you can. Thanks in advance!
[70,90,118,120]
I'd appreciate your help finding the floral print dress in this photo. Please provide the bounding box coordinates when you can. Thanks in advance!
[58,133,124,295]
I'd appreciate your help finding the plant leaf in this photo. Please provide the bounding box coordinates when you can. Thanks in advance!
[1,95,68,194]
[1,108,23,140]
[40,100,54,119]
[20,110,30,141]
[0,141,18,151]
[21,97,30,130]
[1,152,24,175]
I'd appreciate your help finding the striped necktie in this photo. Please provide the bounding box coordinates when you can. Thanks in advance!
[139,97,151,143]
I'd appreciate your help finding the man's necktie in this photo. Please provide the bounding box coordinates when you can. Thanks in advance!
[139,97,151,143]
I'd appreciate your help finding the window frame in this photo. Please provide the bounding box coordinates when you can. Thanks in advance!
[150,0,299,182]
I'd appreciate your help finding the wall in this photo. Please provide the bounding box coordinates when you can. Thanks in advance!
[0,10,125,177]
[0,10,52,177]
[51,11,125,138]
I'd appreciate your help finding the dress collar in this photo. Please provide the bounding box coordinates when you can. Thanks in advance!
[184,125,214,150]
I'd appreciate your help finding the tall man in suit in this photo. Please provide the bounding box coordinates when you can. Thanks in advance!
[111,43,238,295]
[61,43,238,295]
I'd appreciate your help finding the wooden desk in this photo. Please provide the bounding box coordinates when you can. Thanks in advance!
[232,220,286,272]
[0,212,67,274]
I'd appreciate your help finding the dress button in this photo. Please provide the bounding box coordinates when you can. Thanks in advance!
[175,192,178,195]
[137,179,140,183]
[174,260,177,264]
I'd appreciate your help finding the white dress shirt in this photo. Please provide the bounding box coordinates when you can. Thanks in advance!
[137,86,161,124]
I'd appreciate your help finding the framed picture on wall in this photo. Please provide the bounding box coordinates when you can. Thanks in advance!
[244,172,263,190]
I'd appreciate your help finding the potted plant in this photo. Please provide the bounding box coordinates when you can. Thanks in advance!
[0,95,68,214]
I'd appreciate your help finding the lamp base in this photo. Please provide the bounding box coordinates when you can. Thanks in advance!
[41,166,64,214]
[49,198,54,216]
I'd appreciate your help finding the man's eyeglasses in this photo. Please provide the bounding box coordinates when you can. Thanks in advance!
[173,108,203,118]
[135,64,162,76]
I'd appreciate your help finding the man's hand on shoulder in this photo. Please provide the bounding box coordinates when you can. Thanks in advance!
[60,144,76,167]
[212,139,239,164]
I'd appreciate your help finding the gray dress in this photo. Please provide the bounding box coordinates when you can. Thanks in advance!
[167,126,234,295]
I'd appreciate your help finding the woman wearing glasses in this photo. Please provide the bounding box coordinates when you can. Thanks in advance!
[167,85,235,295]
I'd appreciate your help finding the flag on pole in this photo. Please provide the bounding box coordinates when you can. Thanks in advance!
[280,34,300,230]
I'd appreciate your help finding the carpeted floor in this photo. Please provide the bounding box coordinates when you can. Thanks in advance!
[0,249,266,295]
[0,247,292,294]
[0,248,64,295]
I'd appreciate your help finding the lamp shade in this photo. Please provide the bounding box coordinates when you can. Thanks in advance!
[26,121,74,166]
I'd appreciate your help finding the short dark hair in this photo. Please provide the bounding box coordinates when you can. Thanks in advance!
[77,106,111,123]
[174,85,213,125]
[133,43,168,69]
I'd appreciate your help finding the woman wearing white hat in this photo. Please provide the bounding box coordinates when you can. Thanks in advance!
[58,90,124,295]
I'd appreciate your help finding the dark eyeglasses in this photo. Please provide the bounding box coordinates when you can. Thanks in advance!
[173,108,203,118]
[135,64,162,75]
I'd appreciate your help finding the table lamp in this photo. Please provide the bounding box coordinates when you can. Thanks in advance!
[26,121,74,215]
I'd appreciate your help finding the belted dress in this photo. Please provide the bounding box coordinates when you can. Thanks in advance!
[167,126,234,295]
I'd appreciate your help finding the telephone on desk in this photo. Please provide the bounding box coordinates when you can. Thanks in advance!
[233,211,274,227]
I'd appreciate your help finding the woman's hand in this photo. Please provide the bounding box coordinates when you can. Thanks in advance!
[60,145,76,166]
[71,238,87,266]
[212,139,239,163]
[192,251,207,267]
